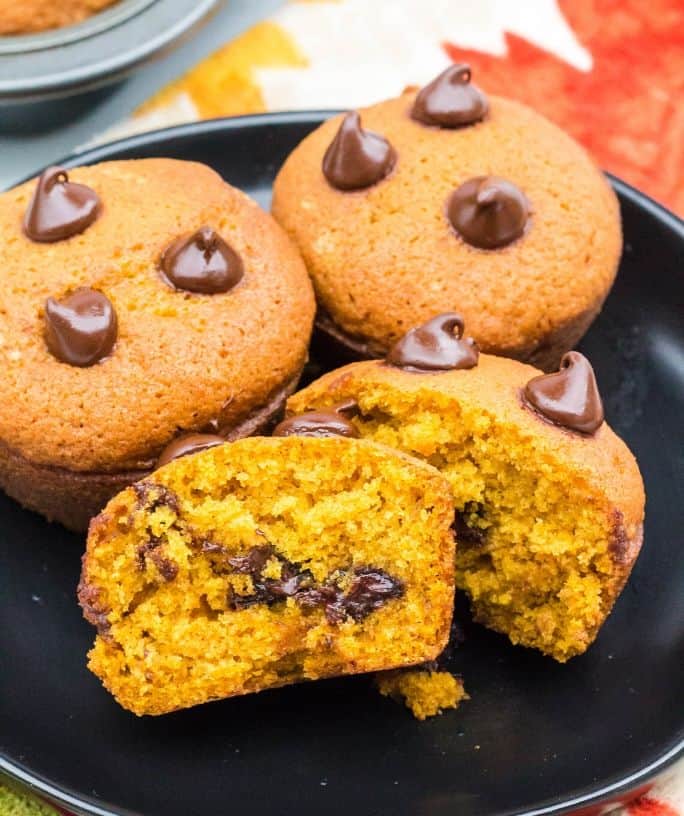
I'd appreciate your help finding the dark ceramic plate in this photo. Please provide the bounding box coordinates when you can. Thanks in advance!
[1,113,683,816]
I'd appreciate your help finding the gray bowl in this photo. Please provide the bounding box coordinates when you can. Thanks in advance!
[0,0,222,104]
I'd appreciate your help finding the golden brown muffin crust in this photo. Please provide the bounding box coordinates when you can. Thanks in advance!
[272,94,621,365]
[0,159,315,474]
[0,0,118,35]
[0,373,299,531]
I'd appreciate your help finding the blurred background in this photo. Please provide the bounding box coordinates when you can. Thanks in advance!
[0,0,682,215]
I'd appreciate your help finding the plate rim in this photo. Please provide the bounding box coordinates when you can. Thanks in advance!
[2,111,683,816]
[0,0,222,102]
[55,110,684,234]
[2,741,684,816]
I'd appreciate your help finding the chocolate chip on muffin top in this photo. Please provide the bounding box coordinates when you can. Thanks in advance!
[44,288,117,367]
[411,64,489,128]
[273,400,360,438]
[522,351,604,434]
[447,176,530,249]
[160,226,244,294]
[24,166,101,243]
[386,313,479,372]
[322,111,396,190]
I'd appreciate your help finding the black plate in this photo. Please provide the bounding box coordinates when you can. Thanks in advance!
[1,113,683,816]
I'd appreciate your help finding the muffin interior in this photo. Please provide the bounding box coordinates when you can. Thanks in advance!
[301,384,618,662]
[80,437,454,715]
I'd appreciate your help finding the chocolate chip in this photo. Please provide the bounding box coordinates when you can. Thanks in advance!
[44,288,117,367]
[322,111,396,191]
[447,176,530,249]
[523,351,604,434]
[272,403,360,439]
[386,313,479,372]
[411,64,489,128]
[452,502,488,546]
[148,551,179,582]
[156,433,225,469]
[227,544,275,575]
[225,544,404,623]
[198,539,227,555]
[136,535,179,582]
[133,482,180,515]
[23,166,100,243]
[160,226,244,294]
[335,567,404,623]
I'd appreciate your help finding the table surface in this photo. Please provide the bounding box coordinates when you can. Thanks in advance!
[0,0,283,190]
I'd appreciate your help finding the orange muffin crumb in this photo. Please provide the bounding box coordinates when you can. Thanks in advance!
[376,669,467,720]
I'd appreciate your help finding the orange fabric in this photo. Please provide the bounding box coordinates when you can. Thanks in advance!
[444,0,684,215]
[628,796,680,816]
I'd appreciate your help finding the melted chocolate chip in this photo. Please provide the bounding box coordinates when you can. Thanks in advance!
[411,64,489,128]
[447,176,530,249]
[44,288,117,367]
[23,166,101,243]
[149,551,179,581]
[133,482,180,515]
[160,226,244,294]
[272,402,360,438]
[227,545,316,610]
[452,502,488,546]
[156,433,225,469]
[523,351,604,434]
[322,111,396,191]
[136,535,179,581]
[333,567,404,623]
[386,313,479,372]
[226,544,403,623]
[227,544,275,576]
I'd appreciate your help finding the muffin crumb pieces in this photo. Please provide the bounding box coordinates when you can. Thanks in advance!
[376,668,467,720]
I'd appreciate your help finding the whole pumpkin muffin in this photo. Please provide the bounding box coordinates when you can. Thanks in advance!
[0,0,119,35]
[78,436,455,715]
[272,65,622,371]
[286,315,645,662]
[0,158,315,531]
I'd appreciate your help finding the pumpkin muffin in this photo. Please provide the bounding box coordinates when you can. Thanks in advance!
[78,436,455,716]
[286,315,645,662]
[272,65,621,371]
[0,159,315,531]
[0,0,119,35]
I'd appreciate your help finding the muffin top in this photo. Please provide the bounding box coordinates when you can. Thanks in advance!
[0,158,315,472]
[272,75,621,357]
[0,0,119,35]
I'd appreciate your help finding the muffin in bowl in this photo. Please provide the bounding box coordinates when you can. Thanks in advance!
[0,0,120,35]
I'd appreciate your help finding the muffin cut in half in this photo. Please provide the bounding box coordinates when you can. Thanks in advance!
[79,436,455,716]
[287,350,645,662]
